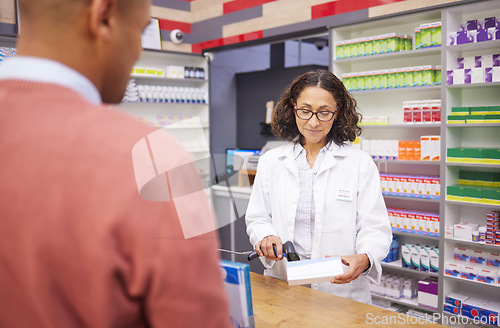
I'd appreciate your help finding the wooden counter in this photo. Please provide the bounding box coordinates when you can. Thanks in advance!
[250,272,445,327]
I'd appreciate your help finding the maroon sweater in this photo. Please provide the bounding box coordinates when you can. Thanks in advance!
[0,80,231,328]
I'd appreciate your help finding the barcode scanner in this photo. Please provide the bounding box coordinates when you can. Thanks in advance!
[247,241,300,262]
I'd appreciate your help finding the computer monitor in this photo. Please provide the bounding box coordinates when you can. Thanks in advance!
[225,148,261,174]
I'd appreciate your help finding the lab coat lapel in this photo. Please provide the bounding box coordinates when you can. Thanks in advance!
[317,143,347,175]
[279,143,299,180]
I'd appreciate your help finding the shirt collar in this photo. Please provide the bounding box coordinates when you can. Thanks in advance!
[0,56,102,105]
[293,142,328,160]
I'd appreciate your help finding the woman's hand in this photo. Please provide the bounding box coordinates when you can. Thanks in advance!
[255,235,283,261]
[327,253,369,284]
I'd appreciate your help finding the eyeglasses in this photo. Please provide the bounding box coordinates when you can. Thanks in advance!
[294,107,336,122]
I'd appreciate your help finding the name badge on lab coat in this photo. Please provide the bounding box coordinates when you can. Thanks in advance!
[336,188,353,201]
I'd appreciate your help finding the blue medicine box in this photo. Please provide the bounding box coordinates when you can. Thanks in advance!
[444,303,461,316]
[479,301,500,326]
[462,298,487,320]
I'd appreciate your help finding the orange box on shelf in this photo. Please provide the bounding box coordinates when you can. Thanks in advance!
[413,141,422,161]
[405,141,414,160]
[398,141,408,160]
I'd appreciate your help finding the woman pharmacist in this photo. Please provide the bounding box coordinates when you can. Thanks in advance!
[245,70,392,303]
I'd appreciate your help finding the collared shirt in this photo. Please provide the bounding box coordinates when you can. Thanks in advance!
[292,143,327,260]
[0,56,101,105]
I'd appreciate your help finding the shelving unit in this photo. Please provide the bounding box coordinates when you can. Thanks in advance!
[330,1,500,324]
[117,49,211,186]
[442,2,500,320]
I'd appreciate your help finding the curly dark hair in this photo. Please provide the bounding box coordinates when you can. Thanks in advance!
[271,69,362,146]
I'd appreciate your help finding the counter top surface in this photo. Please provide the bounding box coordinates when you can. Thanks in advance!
[250,272,443,327]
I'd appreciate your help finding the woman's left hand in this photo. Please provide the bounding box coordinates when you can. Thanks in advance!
[327,253,369,284]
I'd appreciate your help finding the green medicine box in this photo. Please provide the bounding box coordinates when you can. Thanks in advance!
[484,114,500,123]
[356,40,365,57]
[413,67,423,86]
[447,148,465,162]
[447,185,464,201]
[451,107,470,115]
[372,38,381,54]
[387,70,396,88]
[434,67,441,85]
[482,187,500,205]
[470,107,489,115]
[405,37,412,51]
[386,34,398,53]
[403,68,413,87]
[421,66,434,86]
[415,27,421,49]
[379,71,388,89]
[464,148,483,163]
[356,75,365,91]
[482,148,500,164]
[487,106,500,114]
[463,186,482,203]
[364,74,372,90]
[430,23,441,47]
[420,23,432,48]
[447,115,466,124]
[395,70,404,88]
[476,171,495,187]
[495,172,500,187]
[459,171,476,185]
[466,115,486,123]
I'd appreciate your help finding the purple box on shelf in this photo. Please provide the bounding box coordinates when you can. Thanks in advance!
[464,69,472,83]
[475,56,482,67]
[417,277,438,310]
[484,17,496,29]
[456,30,472,44]
[494,54,500,67]
[457,57,465,69]
[466,20,479,30]
[476,28,494,42]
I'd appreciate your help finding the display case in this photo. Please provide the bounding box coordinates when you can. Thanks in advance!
[117,49,212,187]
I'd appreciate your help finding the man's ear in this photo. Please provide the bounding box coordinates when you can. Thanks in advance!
[88,0,117,41]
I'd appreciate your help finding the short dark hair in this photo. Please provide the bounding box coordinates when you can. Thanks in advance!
[271,69,362,146]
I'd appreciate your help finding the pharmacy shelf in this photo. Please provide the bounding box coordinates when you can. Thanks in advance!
[444,275,500,289]
[446,123,500,128]
[383,195,440,203]
[446,39,500,52]
[361,123,440,129]
[371,294,439,313]
[382,259,439,277]
[335,46,441,63]
[445,238,500,250]
[446,162,500,168]
[446,82,500,89]
[373,159,440,165]
[130,75,208,84]
[392,230,439,241]
[351,85,441,94]
[445,199,500,209]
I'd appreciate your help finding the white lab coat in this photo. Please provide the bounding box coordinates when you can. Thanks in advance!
[245,142,392,303]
